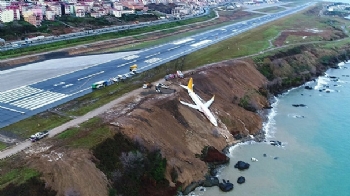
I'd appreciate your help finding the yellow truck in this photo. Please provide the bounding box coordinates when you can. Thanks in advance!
[129,64,137,71]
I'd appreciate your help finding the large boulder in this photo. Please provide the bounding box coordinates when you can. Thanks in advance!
[234,161,250,170]
[183,181,200,195]
[218,180,233,192]
[237,176,245,184]
[202,177,219,187]
[270,140,282,146]
[200,146,230,165]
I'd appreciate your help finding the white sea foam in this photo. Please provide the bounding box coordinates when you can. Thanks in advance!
[263,97,278,139]
[314,74,330,90]
[338,62,345,66]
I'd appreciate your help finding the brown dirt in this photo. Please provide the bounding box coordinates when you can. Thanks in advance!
[24,144,109,196]
[273,28,345,47]
[101,59,268,186]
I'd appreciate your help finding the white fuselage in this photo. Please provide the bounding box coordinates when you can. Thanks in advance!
[188,91,218,126]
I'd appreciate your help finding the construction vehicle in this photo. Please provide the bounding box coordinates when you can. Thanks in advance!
[165,70,184,81]
[130,64,138,71]
[143,83,152,89]
[91,80,108,89]
[156,83,169,89]
[176,71,184,78]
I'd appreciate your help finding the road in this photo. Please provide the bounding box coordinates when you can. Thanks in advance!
[0,3,313,129]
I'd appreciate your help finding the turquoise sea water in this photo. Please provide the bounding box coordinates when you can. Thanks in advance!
[191,62,350,196]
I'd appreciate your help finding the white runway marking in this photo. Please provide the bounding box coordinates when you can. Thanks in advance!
[77,71,105,81]
[123,55,139,60]
[0,105,25,114]
[191,40,212,47]
[173,38,194,45]
[0,86,43,103]
[117,60,137,68]
[167,46,180,51]
[54,82,65,87]
[145,52,160,58]
[145,58,161,64]
[10,91,69,111]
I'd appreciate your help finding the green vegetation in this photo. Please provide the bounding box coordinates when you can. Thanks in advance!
[93,133,173,196]
[0,177,57,196]
[58,15,113,27]
[57,117,115,148]
[254,6,286,13]
[0,20,39,40]
[0,143,7,151]
[0,112,71,139]
[0,168,40,188]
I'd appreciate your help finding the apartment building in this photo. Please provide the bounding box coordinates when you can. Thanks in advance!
[0,9,14,23]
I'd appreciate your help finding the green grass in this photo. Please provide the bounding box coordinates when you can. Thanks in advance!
[57,117,115,148]
[0,142,7,151]
[321,37,350,49]
[56,127,80,139]
[254,6,286,13]
[285,34,322,44]
[0,113,72,139]
[0,168,40,188]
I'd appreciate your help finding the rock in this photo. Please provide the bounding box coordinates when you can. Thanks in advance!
[251,157,258,162]
[237,176,245,184]
[270,140,282,146]
[263,106,273,109]
[304,86,313,90]
[234,161,250,170]
[219,180,234,192]
[263,153,267,157]
[183,181,200,195]
[201,146,230,165]
[202,177,219,187]
[210,168,218,176]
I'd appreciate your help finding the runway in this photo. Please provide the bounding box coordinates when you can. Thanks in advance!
[0,3,313,128]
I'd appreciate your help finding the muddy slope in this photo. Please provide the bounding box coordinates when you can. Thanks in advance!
[102,59,269,186]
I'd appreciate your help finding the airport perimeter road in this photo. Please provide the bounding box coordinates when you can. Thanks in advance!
[0,3,313,129]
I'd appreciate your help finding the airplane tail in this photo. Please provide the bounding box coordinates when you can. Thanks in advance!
[180,78,194,92]
[187,78,193,92]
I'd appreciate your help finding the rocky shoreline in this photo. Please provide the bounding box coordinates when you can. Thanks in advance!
[180,52,350,195]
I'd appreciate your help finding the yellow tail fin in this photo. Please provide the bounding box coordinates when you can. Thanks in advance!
[187,78,193,92]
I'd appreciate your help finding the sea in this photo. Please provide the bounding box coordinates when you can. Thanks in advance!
[190,61,350,196]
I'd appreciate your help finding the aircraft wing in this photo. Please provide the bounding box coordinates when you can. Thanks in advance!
[180,101,200,110]
[204,95,215,108]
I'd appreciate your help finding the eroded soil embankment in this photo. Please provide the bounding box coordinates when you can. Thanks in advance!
[103,59,269,186]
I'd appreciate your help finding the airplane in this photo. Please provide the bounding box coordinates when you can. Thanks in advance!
[180,77,218,127]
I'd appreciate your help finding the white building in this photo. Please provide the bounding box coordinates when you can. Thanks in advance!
[0,9,14,23]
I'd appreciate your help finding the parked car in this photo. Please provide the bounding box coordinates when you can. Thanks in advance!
[29,131,49,142]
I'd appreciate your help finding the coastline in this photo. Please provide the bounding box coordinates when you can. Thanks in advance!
[180,57,350,196]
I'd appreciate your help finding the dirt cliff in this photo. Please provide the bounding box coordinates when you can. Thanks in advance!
[101,59,269,186]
